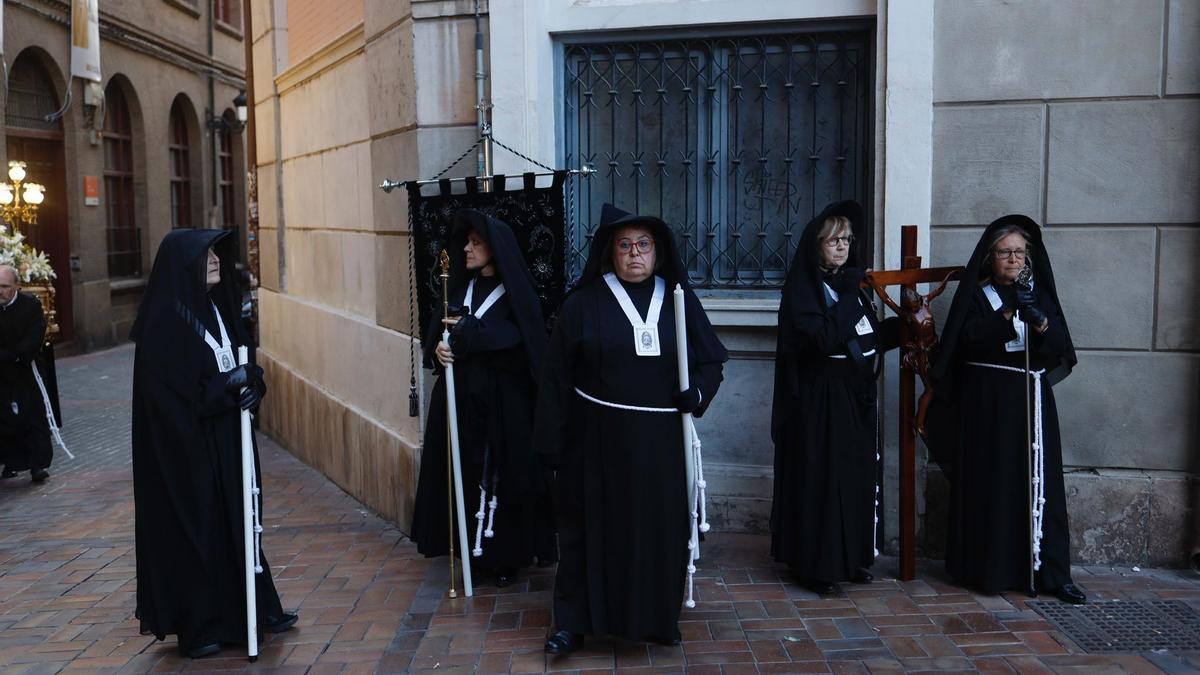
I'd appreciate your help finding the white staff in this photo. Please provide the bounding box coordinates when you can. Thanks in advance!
[237,346,263,661]
[439,283,475,597]
[674,284,708,609]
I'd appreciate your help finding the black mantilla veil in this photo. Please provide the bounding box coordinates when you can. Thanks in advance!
[924,214,1077,467]
[574,203,692,294]
[771,199,865,440]
[420,209,547,378]
[131,229,248,353]
[574,202,728,367]
[932,214,1076,385]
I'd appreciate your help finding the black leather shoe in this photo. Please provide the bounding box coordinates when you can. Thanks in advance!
[544,629,584,655]
[851,568,874,584]
[495,568,517,588]
[186,642,220,659]
[30,468,48,483]
[1052,583,1086,605]
[263,613,298,633]
[802,579,838,595]
[1,468,16,479]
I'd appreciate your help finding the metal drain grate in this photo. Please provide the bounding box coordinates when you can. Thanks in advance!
[1029,599,1200,653]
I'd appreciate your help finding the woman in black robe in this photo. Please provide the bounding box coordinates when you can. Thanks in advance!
[131,229,296,659]
[769,200,899,594]
[535,203,728,654]
[410,210,555,586]
[928,214,1085,604]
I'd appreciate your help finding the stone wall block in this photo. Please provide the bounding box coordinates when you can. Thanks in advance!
[695,356,775,467]
[366,20,417,135]
[1047,100,1200,224]
[340,232,379,321]
[374,234,417,333]
[369,131,418,234]
[1065,471,1151,566]
[932,105,1045,226]
[365,0,414,38]
[1167,0,1200,95]
[412,16,481,127]
[1041,228,1155,350]
[258,227,280,292]
[1054,352,1200,472]
[1156,227,1200,350]
[1146,475,1194,567]
[933,0,1163,102]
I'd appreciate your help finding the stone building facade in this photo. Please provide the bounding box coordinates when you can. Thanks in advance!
[2,0,247,351]
[252,0,1198,566]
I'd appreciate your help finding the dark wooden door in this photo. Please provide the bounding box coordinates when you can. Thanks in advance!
[7,135,73,341]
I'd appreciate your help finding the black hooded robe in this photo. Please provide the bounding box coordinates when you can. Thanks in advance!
[130,229,284,653]
[410,211,556,572]
[928,214,1077,594]
[534,204,728,642]
[0,292,53,473]
[769,200,899,584]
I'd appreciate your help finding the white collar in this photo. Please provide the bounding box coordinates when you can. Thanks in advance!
[2,292,17,309]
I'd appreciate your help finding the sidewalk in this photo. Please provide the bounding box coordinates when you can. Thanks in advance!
[0,344,1197,673]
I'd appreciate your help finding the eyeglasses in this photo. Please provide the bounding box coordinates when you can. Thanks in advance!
[616,238,654,255]
[823,235,854,248]
[993,248,1028,261]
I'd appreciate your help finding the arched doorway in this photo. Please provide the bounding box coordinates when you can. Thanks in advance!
[5,51,72,340]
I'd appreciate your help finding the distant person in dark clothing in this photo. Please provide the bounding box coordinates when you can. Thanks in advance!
[0,264,53,483]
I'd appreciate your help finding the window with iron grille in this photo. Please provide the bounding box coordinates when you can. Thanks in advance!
[563,27,873,289]
[168,101,192,229]
[217,126,237,229]
[103,84,140,278]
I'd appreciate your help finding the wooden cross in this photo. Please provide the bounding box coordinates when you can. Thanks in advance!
[862,225,964,581]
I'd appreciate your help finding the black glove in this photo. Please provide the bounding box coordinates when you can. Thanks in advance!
[673,387,702,414]
[1014,285,1037,309]
[237,386,263,411]
[1018,305,1047,327]
[835,267,864,295]
[245,363,267,396]
[224,365,265,410]
[449,314,483,356]
[223,365,252,394]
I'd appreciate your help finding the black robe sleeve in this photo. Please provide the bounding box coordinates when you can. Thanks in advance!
[1031,288,1071,360]
[3,297,46,364]
[450,313,522,357]
[959,291,1019,351]
[789,290,867,356]
[533,298,580,470]
[683,290,725,418]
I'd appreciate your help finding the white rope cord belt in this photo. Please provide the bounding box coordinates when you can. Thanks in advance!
[966,361,1046,571]
[574,387,710,607]
[828,348,877,359]
[31,361,74,459]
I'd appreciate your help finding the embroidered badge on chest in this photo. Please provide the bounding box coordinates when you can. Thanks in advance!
[635,324,661,356]
[854,314,874,336]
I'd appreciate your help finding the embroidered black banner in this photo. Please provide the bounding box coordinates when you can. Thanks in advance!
[408,172,567,339]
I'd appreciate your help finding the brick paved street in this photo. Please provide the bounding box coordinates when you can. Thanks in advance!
[0,344,1198,673]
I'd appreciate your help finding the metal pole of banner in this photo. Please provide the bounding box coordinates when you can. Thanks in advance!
[474,0,493,191]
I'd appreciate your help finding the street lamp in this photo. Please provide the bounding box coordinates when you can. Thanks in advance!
[0,161,46,234]
[233,90,247,123]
